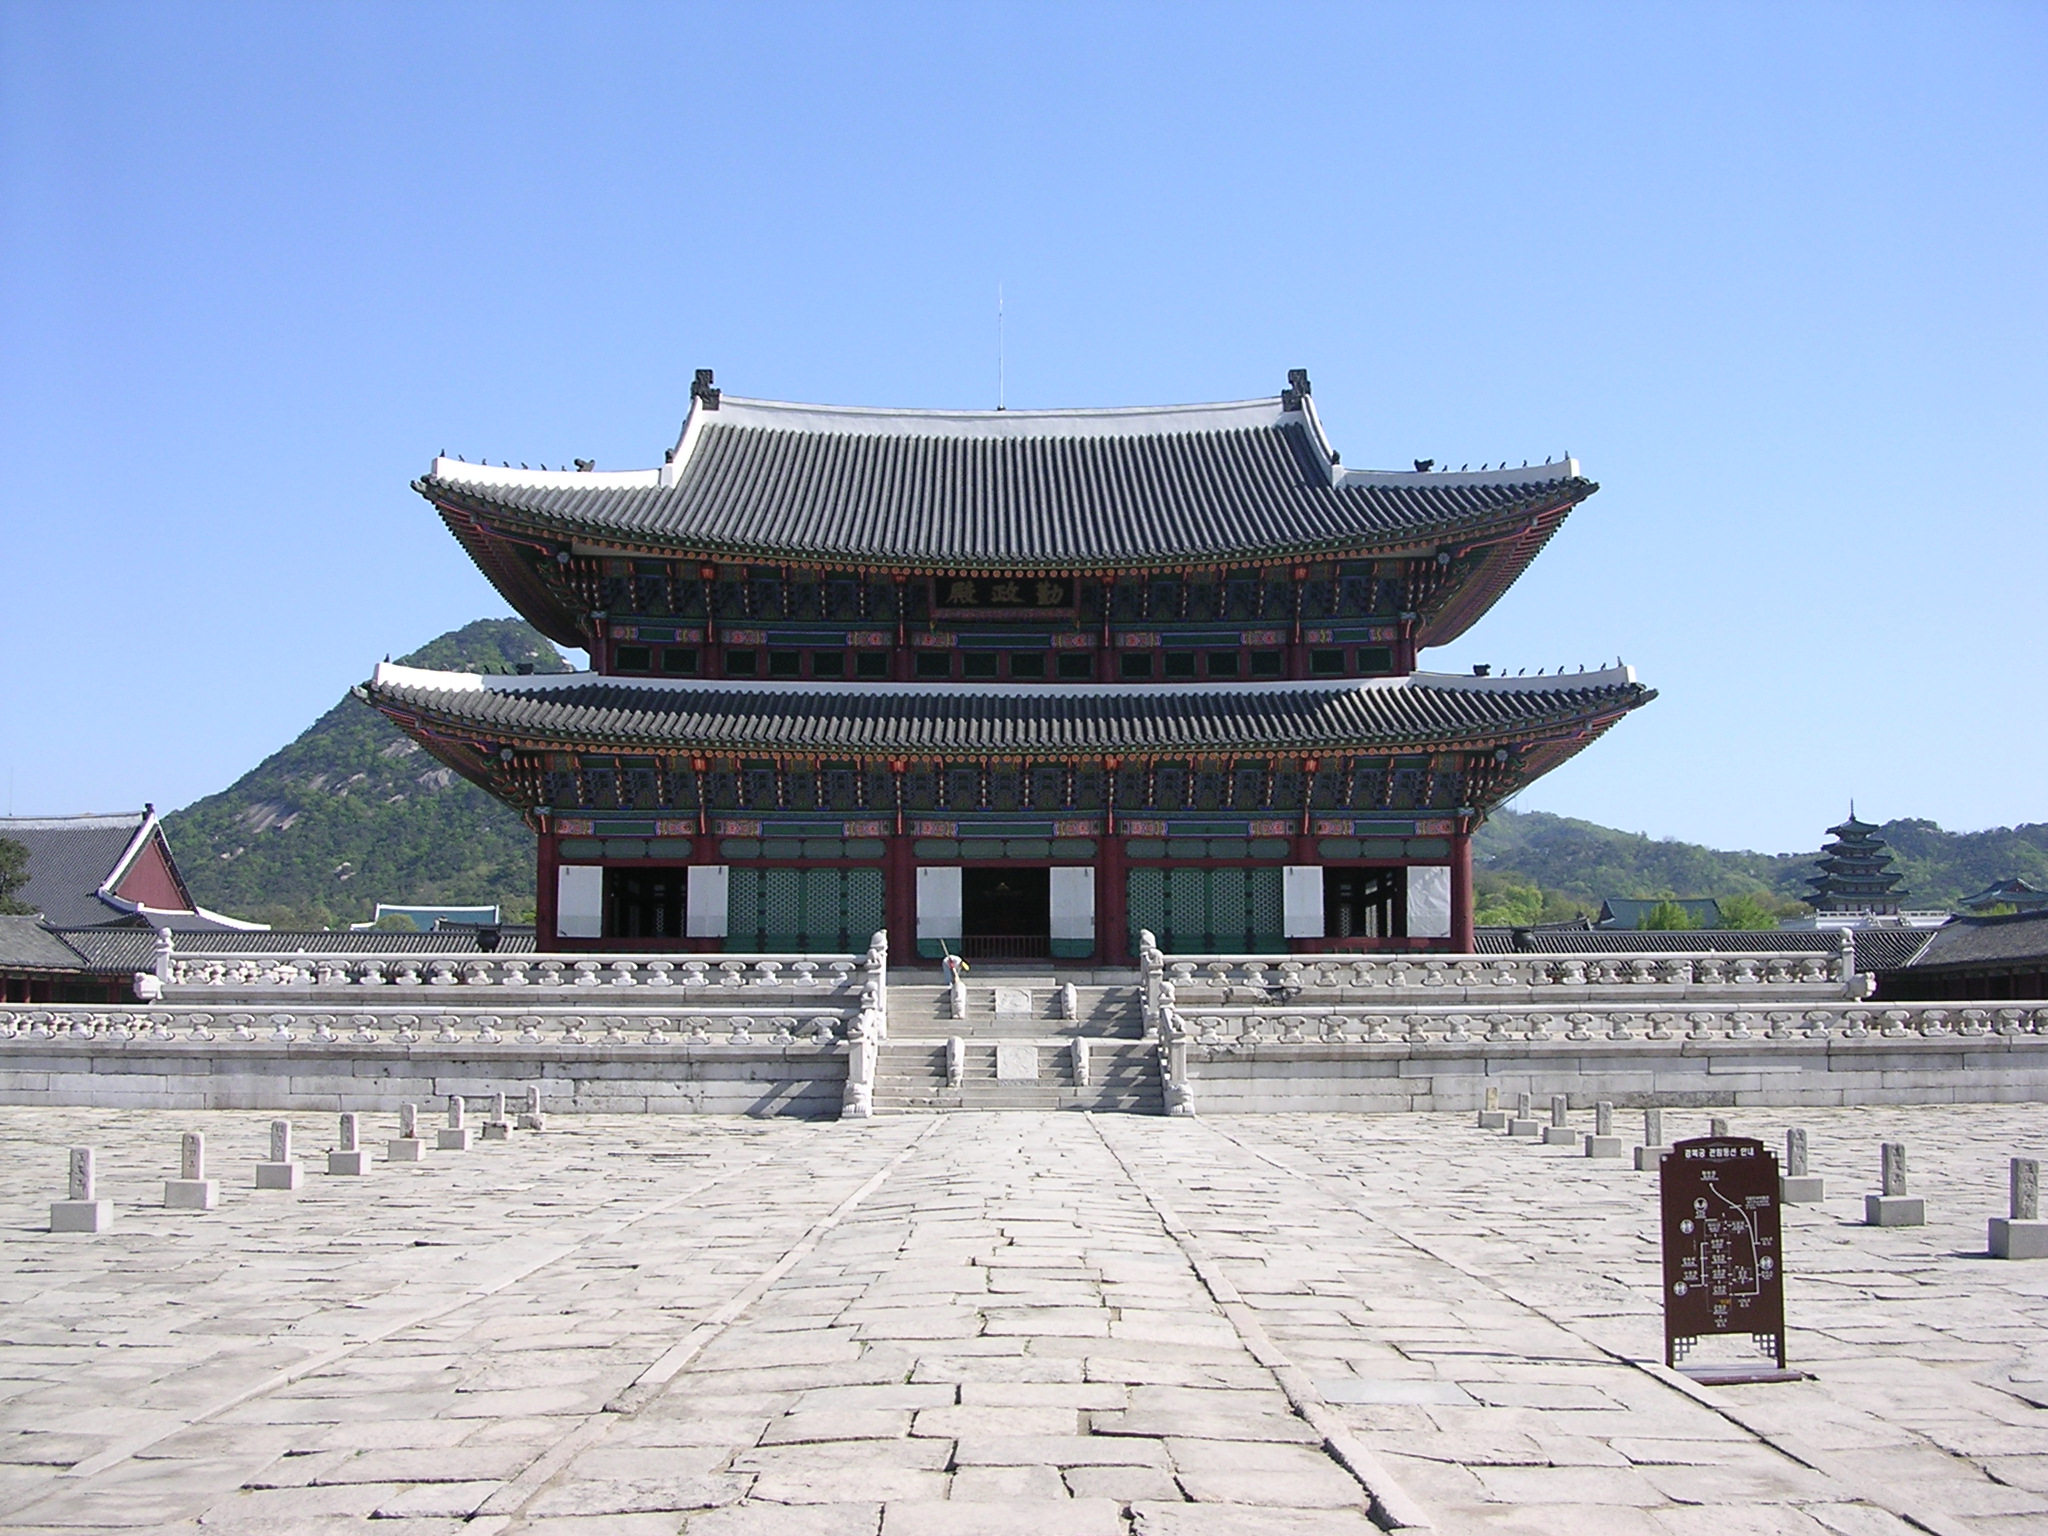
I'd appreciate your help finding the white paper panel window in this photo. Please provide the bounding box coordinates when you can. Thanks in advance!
[685,865,729,938]
[556,865,604,939]
[917,866,962,940]
[1282,866,1325,939]
[1406,865,1452,938]
[1049,866,1096,941]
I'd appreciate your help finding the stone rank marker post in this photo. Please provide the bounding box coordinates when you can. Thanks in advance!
[1636,1108,1668,1172]
[1507,1093,1541,1139]
[1866,1141,1925,1226]
[1990,1158,2047,1260]
[1781,1128,1826,1204]
[51,1147,113,1233]
[388,1103,426,1163]
[1477,1086,1507,1131]
[256,1120,303,1190]
[1660,1135,1801,1384]
[1542,1094,1577,1146]
[481,1092,511,1141]
[328,1113,369,1176]
[164,1132,219,1211]
[1586,1100,1625,1159]
[517,1086,546,1133]
[438,1096,473,1152]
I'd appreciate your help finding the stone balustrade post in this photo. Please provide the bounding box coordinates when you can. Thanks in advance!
[1160,1006,1193,1116]
[1139,930,1163,1026]
[841,1009,878,1120]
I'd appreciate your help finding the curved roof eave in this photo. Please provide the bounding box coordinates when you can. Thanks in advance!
[423,477,1594,576]
[358,665,1654,762]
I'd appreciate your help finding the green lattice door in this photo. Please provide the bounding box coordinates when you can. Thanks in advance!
[726,865,888,953]
[1128,865,1287,956]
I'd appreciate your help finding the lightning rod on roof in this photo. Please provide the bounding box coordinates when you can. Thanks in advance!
[997,283,1005,412]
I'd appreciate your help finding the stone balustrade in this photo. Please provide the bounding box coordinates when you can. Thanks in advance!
[1159,997,2048,1115]
[149,933,892,1007]
[0,1004,857,1048]
[163,952,868,993]
[1167,1001,2042,1047]
[1156,950,1850,1000]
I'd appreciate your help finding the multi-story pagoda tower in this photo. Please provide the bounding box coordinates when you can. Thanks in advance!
[361,369,1653,960]
[1807,810,1909,916]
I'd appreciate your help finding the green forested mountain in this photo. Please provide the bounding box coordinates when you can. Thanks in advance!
[161,619,2048,930]
[163,620,568,929]
[1472,809,2048,926]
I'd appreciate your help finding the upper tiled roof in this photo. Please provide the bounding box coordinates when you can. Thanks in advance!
[0,812,155,927]
[361,663,1652,758]
[420,391,1591,571]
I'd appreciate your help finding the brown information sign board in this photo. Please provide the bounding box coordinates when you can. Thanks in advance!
[1660,1136,1786,1373]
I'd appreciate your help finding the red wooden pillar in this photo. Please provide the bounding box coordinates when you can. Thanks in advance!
[536,820,560,951]
[1450,827,1474,954]
[1097,824,1127,965]
[887,835,917,964]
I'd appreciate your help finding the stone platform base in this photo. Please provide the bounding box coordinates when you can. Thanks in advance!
[1867,1194,1926,1226]
[1990,1218,2048,1258]
[163,1178,217,1210]
[50,1199,112,1232]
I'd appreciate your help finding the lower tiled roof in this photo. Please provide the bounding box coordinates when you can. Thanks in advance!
[1898,911,2048,970]
[360,665,1653,757]
[0,917,90,972]
[50,927,538,974]
[1476,926,1932,973]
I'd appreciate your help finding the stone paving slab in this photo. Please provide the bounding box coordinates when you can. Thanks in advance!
[0,1105,2039,1532]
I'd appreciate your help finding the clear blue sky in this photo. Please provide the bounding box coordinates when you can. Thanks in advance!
[2,2,2042,855]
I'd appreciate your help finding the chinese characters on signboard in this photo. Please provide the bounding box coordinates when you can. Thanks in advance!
[930,577,1075,613]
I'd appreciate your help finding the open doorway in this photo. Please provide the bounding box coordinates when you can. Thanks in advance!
[961,867,1050,960]
[1324,867,1404,938]
[604,869,687,939]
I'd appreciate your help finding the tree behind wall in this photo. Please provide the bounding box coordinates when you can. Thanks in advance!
[0,837,30,915]
[1638,899,1701,932]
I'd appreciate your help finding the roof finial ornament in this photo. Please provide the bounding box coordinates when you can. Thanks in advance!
[1281,368,1311,412]
[692,369,721,411]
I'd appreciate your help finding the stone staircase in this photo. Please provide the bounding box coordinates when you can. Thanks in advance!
[874,974,1161,1114]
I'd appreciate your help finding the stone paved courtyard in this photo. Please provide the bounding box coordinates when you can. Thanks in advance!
[0,1105,2043,1535]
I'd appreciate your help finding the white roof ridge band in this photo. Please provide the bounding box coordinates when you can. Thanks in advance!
[0,812,150,830]
[370,662,1638,698]
[421,390,1580,491]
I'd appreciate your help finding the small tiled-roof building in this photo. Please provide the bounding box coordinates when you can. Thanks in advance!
[365,370,1654,961]
[0,809,263,1001]
[1877,910,2048,1001]
[0,809,245,930]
